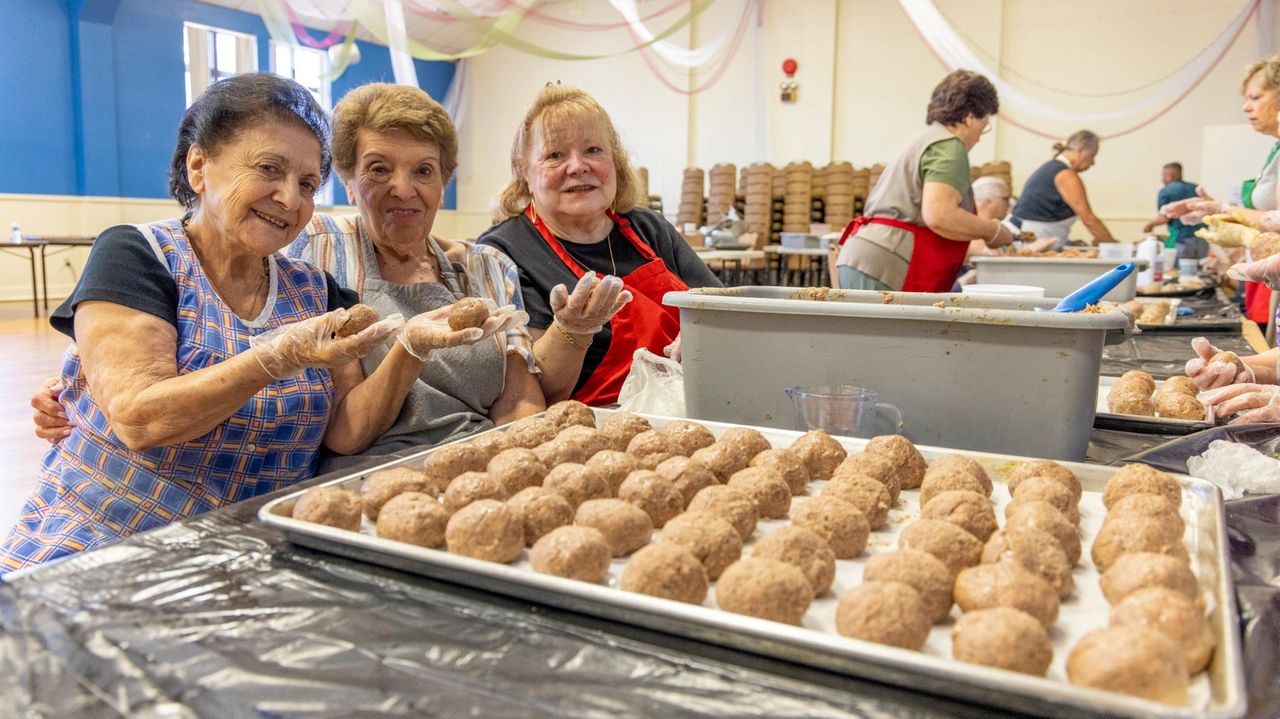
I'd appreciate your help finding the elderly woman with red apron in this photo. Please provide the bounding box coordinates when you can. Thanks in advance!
[835,70,1014,292]
[480,84,722,405]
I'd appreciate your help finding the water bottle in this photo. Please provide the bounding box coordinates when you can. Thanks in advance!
[1135,235,1160,287]
[9,221,21,244]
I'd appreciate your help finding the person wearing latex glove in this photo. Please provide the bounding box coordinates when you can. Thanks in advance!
[479,84,722,405]
[397,302,529,360]
[1202,383,1280,424]
[1182,336,1276,389]
[0,74,430,574]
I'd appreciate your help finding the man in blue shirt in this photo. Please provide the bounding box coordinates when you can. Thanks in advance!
[1142,162,1208,259]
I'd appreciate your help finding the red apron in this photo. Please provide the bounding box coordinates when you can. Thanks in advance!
[526,206,687,405]
[839,215,969,292]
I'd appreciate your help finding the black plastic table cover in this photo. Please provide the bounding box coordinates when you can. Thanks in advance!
[2,426,1278,719]
[1102,329,1256,379]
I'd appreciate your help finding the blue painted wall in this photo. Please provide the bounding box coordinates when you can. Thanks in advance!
[0,0,456,207]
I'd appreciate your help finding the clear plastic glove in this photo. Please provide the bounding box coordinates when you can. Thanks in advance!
[1228,251,1280,290]
[251,309,402,380]
[663,334,682,362]
[549,271,632,335]
[1260,210,1280,232]
[1184,336,1255,390]
[1202,383,1280,424]
[397,301,529,361]
[1160,187,1224,225]
[31,375,71,443]
[1195,214,1260,248]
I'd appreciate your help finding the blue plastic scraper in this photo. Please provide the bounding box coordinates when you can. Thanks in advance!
[1042,261,1137,313]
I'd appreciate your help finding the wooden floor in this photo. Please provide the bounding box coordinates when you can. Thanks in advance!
[0,301,71,537]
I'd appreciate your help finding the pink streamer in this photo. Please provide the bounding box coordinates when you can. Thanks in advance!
[632,2,753,96]
[284,4,352,48]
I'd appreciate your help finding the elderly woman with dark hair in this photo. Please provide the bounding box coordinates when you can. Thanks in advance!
[1,73,410,572]
[835,70,1014,292]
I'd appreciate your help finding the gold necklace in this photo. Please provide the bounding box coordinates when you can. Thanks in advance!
[564,231,617,277]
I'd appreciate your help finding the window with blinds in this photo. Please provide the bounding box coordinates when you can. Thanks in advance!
[183,22,258,107]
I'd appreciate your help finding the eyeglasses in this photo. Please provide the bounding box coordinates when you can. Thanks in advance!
[981,122,994,135]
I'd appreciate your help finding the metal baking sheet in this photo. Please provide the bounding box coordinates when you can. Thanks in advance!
[1137,281,1215,298]
[1132,297,1241,333]
[1133,297,1182,329]
[258,412,1244,719]
[1096,376,1216,434]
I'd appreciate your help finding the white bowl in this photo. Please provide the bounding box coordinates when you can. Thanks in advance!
[1098,242,1135,259]
[961,284,1046,298]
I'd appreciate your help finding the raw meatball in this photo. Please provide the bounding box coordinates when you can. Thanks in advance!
[1100,552,1199,605]
[659,510,742,579]
[1091,513,1188,572]
[820,473,892,529]
[486,448,549,495]
[656,456,718,506]
[919,469,988,507]
[1111,586,1215,673]
[574,498,653,557]
[1118,370,1157,396]
[1106,493,1185,535]
[507,486,573,546]
[1108,389,1156,417]
[687,485,759,542]
[626,430,673,458]
[443,471,509,514]
[981,527,1074,598]
[791,497,869,559]
[1102,464,1182,510]
[716,558,812,625]
[898,518,983,574]
[375,492,449,547]
[423,444,489,486]
[598,412,651,452]
[657,419,716,456]
[465,431,509,463]
[1008,459,1083,502]
[1155,390,1206,420]
[865,435,927,490]
[1163,375,1200,395]
[832,452,901,501]
[953,562,1060,627]
[617,470,685,528]
[445,499,524,563]
[586,450,642,495]
[542,463,611,510]
[447,297,489,331]
[752,526,836,596]
[689,442,750,483]
[292,486,362,531]
[924,454,992,495]
[635,452,675,471]
[619,543,708,604]
[719,427,773,462]
[361,466,430,520]
[951,607,1053,676]
[863,549,955,623]
[920,490,997,542]
[1067,627,1188,705]
[504,416,559,449]
[727,466,792,519]
[1010,477,1080,525]
[534,438,593,467]
[1005,500,1081,566]
[749,449,810,495]
[835,581,931,650]
[529,525,612,583]
[336,303,379,336]
[544,399,596,429]
[788,430,847,482]
[555,425,608,459]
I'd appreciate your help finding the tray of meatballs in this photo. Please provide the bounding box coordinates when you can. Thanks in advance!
[260,402,1244,719]
[1096,371,1214,434]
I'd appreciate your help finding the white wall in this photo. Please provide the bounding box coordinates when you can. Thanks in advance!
[5,0,1278,301]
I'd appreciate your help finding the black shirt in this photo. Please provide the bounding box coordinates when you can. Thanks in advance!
[477,208,721,395]
[51,224,357,340]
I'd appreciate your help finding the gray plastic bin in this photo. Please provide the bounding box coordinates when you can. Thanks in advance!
[971,256,1145,301]
[665,287,1131,460]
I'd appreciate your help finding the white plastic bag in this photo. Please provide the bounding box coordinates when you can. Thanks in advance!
[617,348,685,417]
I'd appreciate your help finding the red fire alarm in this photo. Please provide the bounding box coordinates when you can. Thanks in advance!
[780,58,798,103]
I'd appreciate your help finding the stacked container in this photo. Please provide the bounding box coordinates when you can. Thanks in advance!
[782,161,813,234]
[825,162,856,230]
[706,163,737,226]
[742,162,774,248]
[677,168,705,229]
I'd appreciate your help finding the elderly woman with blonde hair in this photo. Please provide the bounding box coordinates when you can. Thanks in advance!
[478,84,721,405]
